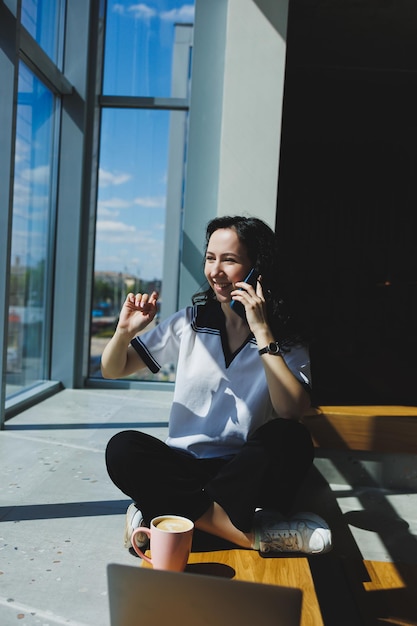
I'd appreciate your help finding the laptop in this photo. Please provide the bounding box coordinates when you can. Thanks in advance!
[107,563,302,626]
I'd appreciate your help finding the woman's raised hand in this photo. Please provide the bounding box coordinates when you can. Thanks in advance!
[117,291,159,336]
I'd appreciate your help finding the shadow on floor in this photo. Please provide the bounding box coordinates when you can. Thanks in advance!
[0,499,130,522]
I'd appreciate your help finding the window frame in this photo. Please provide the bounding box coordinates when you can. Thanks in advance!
[0,1,82,426]
[87,18,193,387]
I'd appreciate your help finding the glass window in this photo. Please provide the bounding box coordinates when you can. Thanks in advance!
[90,2,193,383]
[103,0,194,97]
[89,108,173,381]
[6,62,56,398]
[21,0,66,67]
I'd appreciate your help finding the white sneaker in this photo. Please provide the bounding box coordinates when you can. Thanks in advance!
[254,511,332,555]
[124,503,148,549]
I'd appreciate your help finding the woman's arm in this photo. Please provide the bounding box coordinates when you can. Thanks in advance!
[231,281,310,419]
[101,291,158,379]
[256,337,311,419]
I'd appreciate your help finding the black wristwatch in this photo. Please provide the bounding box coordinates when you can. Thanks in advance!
[258,342,283,356]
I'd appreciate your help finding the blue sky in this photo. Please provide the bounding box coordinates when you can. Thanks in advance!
[12,64,53,273]
[95,0,194,282]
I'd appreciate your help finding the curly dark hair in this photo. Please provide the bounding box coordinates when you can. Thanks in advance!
[192,215,297,342]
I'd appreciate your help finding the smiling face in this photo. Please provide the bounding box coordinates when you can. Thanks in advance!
[204,228,253,304]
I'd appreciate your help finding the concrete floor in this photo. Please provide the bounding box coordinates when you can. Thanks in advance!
[1,388,416,625]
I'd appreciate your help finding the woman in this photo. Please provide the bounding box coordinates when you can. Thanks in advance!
[103,215,331,554]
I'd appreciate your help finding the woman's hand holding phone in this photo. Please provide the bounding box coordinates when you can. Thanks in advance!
[230,268,260,321]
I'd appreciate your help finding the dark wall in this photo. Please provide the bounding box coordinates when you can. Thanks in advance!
[277,0,417,405]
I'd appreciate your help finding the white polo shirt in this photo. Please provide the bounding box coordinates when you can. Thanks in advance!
[131,302,311,459]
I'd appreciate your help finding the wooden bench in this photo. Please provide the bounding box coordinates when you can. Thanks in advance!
[303,405,417,454]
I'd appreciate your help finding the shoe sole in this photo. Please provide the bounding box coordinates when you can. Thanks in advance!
[123,503,148,550]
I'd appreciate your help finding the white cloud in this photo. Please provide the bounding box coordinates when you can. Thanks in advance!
[113,3,125,15]
[10,227,48,266]
[12,179,49,215]
[20,165,50,185]
[14,138,30,164]
[134,195,165,208]
[161,5,195,22]
[13,181,31,205]
[99,197,132,210]
[114,3,194,22]
[97,220,136,233]
[99,168,132,187]
[95,228,164,279]
[128,3,157,20]
[97,206,118,218]
[96,222,162,247]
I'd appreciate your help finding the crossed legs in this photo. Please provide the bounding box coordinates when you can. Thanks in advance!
[105,419,314,547]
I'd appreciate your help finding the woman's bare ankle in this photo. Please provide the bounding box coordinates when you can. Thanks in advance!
[195,503,253,548]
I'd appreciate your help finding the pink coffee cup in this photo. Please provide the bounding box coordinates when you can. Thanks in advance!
[131,514,194,572]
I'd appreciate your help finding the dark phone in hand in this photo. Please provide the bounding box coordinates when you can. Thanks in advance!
[230,268,259,320]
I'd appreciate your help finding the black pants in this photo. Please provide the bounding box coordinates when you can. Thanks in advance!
[105,419,314,533]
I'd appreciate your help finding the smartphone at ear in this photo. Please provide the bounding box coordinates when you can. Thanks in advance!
[230,268,259,320]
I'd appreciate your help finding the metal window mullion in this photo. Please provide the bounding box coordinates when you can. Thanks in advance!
[43,94,62,381]
[0,1,19,428]
[99,95,189,111]
[19,25,72,95]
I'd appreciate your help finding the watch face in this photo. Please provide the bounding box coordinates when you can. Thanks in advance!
[269,342,279,353]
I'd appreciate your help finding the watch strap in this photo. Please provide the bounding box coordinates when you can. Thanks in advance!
[258,342,283,356]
